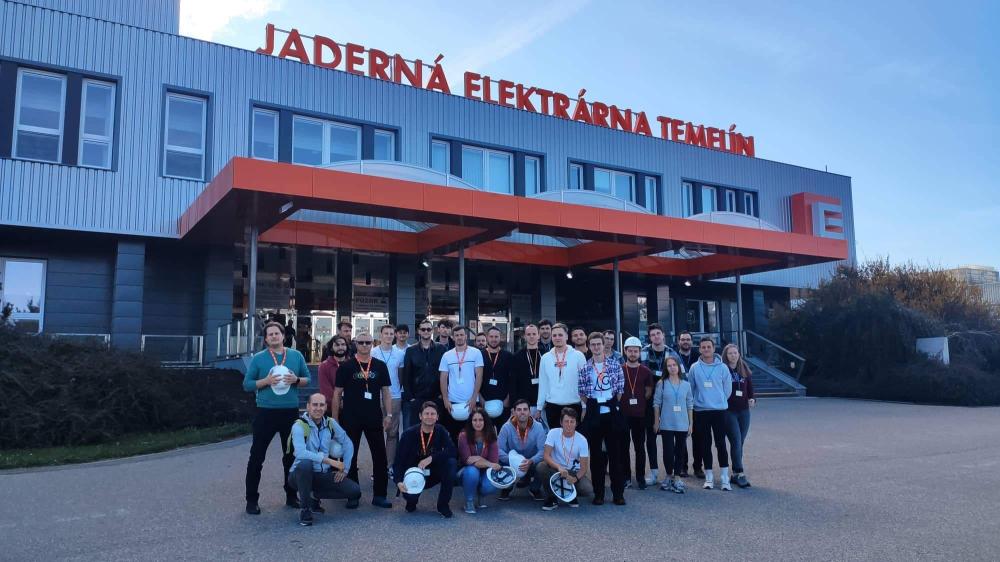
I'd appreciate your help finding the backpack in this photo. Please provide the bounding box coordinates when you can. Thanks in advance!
[285,417,335,455]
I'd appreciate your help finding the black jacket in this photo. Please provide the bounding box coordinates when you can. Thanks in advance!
[392,423,455,482]
[401,342,446,402]
[510,348,542,406]
[481,348,514,402]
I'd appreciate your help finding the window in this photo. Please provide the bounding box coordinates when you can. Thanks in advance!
[644,177,658,214]
[725,190,737,212]
[685,299,719,335]
[701,185,717,213]
[163,93,207,180]
[251,108,277,161]
[681,182,694,217]
[78,80,115,169]
[291,116,360,166]
[373,130,395,160]
[13,69,66,163]
[524,156,540,196]
[0,258,45,333]
[461,146,512,194]
[595,168,634,201]
[743,192,756,217]
[430,140,450,173]
[569,163,583,189]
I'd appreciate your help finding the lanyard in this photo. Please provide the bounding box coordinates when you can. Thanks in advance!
[357,356,373,389]
[554,348,567,380]
[420,428,434,456]
[560,434,576,464]
[268,348,287,367]
[487,349,501,370]
[375,346,391,363]
[624,364,639,397]
[669,379,682,405]
[516,422,530,444]
[526,349,539,380]
[593,361,606,388]
[455,348,468,381]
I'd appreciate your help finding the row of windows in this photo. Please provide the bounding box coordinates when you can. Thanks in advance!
[13,68,115,169]
[8,64,753,217]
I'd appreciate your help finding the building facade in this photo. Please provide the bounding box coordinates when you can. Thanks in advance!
[0,0,855,364]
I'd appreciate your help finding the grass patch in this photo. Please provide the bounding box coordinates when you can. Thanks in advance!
[0,422,250,470]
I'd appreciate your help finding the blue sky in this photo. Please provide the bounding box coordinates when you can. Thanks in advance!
[181,0,1000,269]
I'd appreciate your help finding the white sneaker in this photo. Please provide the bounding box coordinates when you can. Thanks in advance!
[645,469,658,486]
[703,477,714,490]
[721,467,731,491]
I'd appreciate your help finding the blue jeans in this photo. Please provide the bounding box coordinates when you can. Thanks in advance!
[724,409,751,473]
[457,465,497,501]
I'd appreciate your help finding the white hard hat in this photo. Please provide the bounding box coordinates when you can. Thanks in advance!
[450,402,470,421]
[486,466,517,490]
[403,467,427,495]
[484,400,504,418]
[507,450,527,479]
[623,337,642,349]
[549,472,577,502]
[270,365,292,395]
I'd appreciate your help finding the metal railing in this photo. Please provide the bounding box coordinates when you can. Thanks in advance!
[50,333,111,348]
[216,316,262,359]
[141,335,204,365]
[744,330,806,380]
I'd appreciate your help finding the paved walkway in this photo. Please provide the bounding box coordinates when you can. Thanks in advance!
[2,398,999,561]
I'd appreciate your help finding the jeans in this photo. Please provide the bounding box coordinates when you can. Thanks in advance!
[385,398,403,468]
[457,465,498,501]
[582,412,625,501]
[724,409,751,473]
[403,456,457,511]
[344,419,389,498]
[245,407,299,503]
[622,416,647,482]
[289,462,361,508]
[693,410,729,470]
[659,430,688,477]
[401,399,420,433]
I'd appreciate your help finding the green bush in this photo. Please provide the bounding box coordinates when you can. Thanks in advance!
[0,328,253,449]
[771,260,1000,406]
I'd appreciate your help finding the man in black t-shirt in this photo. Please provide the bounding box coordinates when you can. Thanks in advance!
[332,333,394,509]
[481,326,514,432]
[510,323,543,421]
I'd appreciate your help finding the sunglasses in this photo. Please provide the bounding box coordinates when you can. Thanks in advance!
[418,327,433,332]
[356,341,373,345]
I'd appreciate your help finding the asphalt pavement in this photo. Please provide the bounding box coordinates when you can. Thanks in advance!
[1,397,999,561]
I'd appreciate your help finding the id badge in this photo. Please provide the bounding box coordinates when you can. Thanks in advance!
[704,381,714,388]
[629,398,638,405]
[655,370,663,378]
[489,379,498,386]
[735,390,744,397]
[672,405,682,412]
[530,378,539,385]
[363,391,373,400]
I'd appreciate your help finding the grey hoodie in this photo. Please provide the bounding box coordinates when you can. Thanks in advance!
[688,353,733,411]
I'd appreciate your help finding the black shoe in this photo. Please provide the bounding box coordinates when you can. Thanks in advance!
[346,498,360,509]
[637,480,647,490]
[498,488,512,501]
[613,497,627,506]
[245,502,261,515]
[437,506,453,519]
[529,489,545,501]
[542,498,558,511]
[568,498,579,508]
[405,501,417,513]
[299,509,313,526]
[286,496,301,509]
[372,497,393,509]
[310,498,325,513]
[679,471,690,478]
[592,497,604,506]
[694,468,705,479]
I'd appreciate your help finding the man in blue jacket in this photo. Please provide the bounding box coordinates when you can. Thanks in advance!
[496,399,547,501]
[688,337,734,491]
[288,393,362,526]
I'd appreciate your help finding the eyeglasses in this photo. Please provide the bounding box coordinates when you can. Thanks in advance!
[418,327,432,332]
[356,341,373,346]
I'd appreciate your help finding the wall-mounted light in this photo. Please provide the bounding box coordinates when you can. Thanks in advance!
[684,280,692,287]
[421,260,430,268]
[566,270,574,280]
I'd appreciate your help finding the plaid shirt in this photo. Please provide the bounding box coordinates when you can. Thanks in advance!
[577,355,624,398]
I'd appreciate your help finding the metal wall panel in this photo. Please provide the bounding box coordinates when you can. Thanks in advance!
[0,1,855,290]
[12,0,178,33]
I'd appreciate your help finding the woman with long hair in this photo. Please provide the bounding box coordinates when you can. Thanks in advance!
[457,408,502,514]
[721,343,755,488]
[652,356,693,493]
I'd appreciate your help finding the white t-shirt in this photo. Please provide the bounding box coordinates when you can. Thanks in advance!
[373,344,406,399]
[537,347,588,409]
[590,361,614,413]
[439,346,484,403]
[544,428,589,470]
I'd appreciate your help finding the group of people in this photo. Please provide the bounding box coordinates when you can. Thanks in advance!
[242,317,756,526]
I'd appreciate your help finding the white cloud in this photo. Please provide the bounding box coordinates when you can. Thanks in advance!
[449,0,590,72]
[179,0,281,41]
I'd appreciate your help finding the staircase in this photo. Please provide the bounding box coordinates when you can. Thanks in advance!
[746,356,805,397]
[743,330,807,397]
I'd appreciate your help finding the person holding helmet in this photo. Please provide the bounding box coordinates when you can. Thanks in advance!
[456,408,502,514]
[481,325,513,433]
[620,336,654,490]
[288,393,361,526]
[242,321,311,515]
[393,401,458,518]
[539,407,592,510]
[577,331,626,506]
[496,399,547,501]
[439,325,484,446]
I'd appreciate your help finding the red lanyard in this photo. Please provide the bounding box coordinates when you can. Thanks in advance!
[517,422,530,444]
[594,361,606,386]
[488,349,500,369]
[420,428,434,456]
[554,348,567,380]
[624,364,638,396]
[357,356,372,380]
[269,347,287,366]
[456,348,468,372]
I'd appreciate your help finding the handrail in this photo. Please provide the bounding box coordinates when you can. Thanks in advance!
[744,330,805,363]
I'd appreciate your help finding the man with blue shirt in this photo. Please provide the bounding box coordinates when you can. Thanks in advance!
[496,399,547,501]
[243,321,311,515]
[288,393,361,526]
[688,336,734,491]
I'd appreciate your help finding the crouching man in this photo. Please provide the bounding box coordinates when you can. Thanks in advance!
[289,393,362,526]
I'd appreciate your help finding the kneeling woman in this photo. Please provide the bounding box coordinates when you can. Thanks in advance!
[457,408,502,514]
